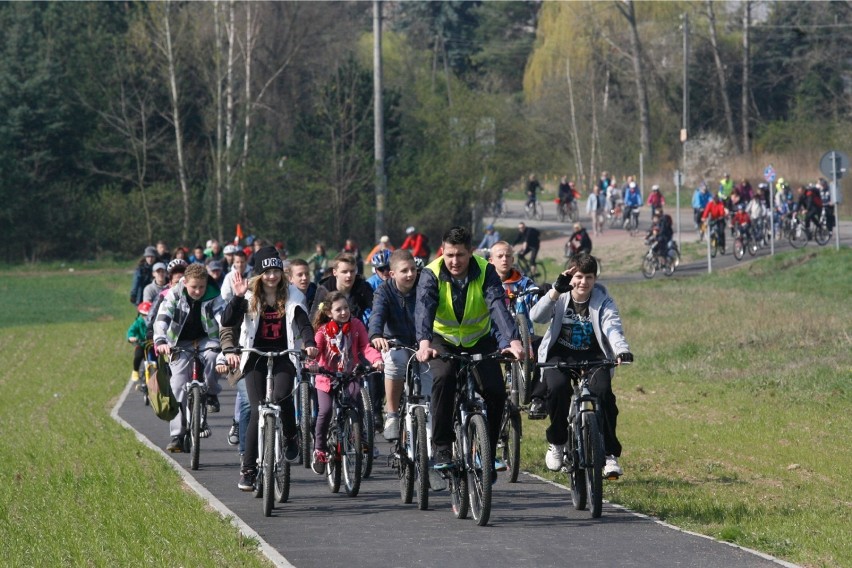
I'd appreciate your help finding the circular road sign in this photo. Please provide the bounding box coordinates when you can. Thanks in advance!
[763,165,776,183]
[819,150,849,180]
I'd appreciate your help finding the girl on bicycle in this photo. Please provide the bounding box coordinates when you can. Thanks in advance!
[309,292,383,474]
[127,301,152,385]
[221,246,318,491]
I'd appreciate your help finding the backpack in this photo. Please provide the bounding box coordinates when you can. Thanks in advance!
[809,189,823,208]
[420,233,431,259]
[147,353,180,421]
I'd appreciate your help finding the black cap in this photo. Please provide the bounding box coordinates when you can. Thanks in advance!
[253,246,283,274]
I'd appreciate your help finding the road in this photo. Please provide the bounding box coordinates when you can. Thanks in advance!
[116,384,796,568]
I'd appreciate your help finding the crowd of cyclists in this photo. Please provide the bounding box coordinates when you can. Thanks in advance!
[127,224,633,502]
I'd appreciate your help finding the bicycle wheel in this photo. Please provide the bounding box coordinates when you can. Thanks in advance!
[189,388,201,470]
[641,254,656,279]
[748,237,759,256]
[299,381,313,469]
[535,263,547,285]
[501,405,521,484]
[515,314,533,405]
[663,251,679,277]
[557,203,566,223]
[710,232,719,258]
[535,202,544,221]
[341,408,363,497]
[359,385,374,479]
[326,421,341,494]
[262,415,275,516]
[399,411,414,504]
[467,414,492,526]
[569,202,579,223]
[583,412,604,518]
[524,204,533,220]
[505,362,519,408]
[274,422,291,504]
[414,406,429,510]
[734,238,745,260]
[789,223,808,248]
[567,419,587,511]
[815,225,831,246]
[450,422,468,520]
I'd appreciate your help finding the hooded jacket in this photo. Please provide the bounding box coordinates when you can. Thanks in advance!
[153,276,225,346]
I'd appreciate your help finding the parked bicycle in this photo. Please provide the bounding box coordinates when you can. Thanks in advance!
[168,344,221,470]
[537,359,620,518]
[641,241,680,278]
[229,347,304,516]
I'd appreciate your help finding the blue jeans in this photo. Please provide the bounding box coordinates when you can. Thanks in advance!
[235,378,250,455]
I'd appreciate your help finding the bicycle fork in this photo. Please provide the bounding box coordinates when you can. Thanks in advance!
[257,403,281,468]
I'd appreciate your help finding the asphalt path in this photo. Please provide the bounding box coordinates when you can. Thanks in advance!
[116,384,797,568]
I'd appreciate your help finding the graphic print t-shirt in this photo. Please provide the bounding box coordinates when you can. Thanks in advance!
[550,297,603,360]
[253,306,288,351]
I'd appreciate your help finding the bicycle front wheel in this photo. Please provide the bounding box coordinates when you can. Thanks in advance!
[789,224,808,248]
[535,202,544,221]
[567,419,586,511]
[734,238,745,260]
[189,389,201,470]
[515,314,533,405]
[815,225,831,246]
[502,405,521,484]
[274,422,291,504]
[467,414,493,526]
[414,406,429,510]
[299,381,313,469]
[326,422,341,494]
[557,203,566,223]
[583,412,604,518]
[341,408,363,497]
[641,254,656,279]
[262,415,275,517]
[450,422,468,520]
[399,411,414,505]
[359,385,374,479]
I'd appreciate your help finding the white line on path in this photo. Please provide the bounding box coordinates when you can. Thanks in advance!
[110,379,296,568]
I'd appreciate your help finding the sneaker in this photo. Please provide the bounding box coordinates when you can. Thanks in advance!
[491,468,498,484]
[383,415,400,441]
[528,398,546,420]
[206,395,220,413]
[238,468,257,491]
[433,448,453,470]
[227,420,239,446]
[428,469,448,491]
[494,458,508,472]
[311,450,328,475]
[199,421,211,438]
[373,445,381,459]
[130,370,140,383]
[604,455,623,478]
[284,435,299,463]
[166,436,183,453]
[545,443,564,471]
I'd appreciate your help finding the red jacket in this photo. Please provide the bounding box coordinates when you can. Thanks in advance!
[401,233,428,258]
[702,200,726,221]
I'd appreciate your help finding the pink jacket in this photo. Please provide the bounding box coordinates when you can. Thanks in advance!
[313,318,381,393]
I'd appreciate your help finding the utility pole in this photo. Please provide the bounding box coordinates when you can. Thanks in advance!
[680,12,689,248]
[373,0,386,241]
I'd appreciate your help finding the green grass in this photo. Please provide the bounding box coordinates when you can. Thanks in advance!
[0,269,271,566]
[522,247,852,567]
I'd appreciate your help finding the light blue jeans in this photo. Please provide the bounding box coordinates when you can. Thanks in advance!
[235,378,250,455]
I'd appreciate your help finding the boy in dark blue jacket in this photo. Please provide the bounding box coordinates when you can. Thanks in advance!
[369,249,432,440]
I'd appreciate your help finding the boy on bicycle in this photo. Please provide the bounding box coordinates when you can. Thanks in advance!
[529,254,633,478]
[415,226,525,481]
[153,263,226,452]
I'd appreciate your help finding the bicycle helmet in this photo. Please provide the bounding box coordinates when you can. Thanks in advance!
[137,301,152,316]
[167,258,188,275]
[414,257,425,271]
[652,184,660,191]
[371,249,391,269]
[223,244,239,255]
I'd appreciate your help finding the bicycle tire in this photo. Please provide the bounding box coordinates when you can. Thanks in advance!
[535,202,544,221]
[274,423,291,504]
[569,202,579,223]
[557,203,566,223]
[414,406,429,510]
[583,412,604,518]
[789,224,808,248]
[506,361,520,408]
[190,388,201,470]
[299,381,313,469]
[503,405,521,483]
[710,232,719,258]
[326,420,341,494]
[815,225,831,246]
[341,408,363,497]
[568,419,587,511]
[515,314,533,405]
[399,412,414,504]
[663,252,678,276]
[359,385,374,479]
[734,238,745,260]
[450,422,468,520]
[641,254,656,279]
[748,238,759,256]
[262,415,275,516]
[467,414,492,526]
[524,204,534,220]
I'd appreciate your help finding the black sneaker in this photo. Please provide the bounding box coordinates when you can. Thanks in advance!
[227,420,239,446]
[206,395,221,413]
[433,447,453,470]
[284,435,300,463]
[528,398,546,420]
[166,436,183,453]
[238,468,257,491]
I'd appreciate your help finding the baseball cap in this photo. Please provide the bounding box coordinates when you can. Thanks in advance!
[152,262,167,272]
[207,260,224,272]
[144,246,157,257]
[223,244,238,255]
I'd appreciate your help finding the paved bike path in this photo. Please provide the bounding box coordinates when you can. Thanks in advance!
[116,385,796,568]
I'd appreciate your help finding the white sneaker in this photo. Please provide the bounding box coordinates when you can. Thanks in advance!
[604,455,623,478]
[382,416,399,441]
[545,444,564,471]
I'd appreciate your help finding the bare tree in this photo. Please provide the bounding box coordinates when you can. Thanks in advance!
[706,0,739,153]
[565,57,584,182]
[741,0,751,154]
[615,0,651,162]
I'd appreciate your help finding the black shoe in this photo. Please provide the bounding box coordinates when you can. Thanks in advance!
[284,435,300,463]
[433,447,453,470]
[491,468,498,484]
[206,394,220,413]
[166,436,183,453]
[528,397,546,420]
[238,468,257,491]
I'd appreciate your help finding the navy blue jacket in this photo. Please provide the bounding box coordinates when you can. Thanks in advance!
[368,279,417,346]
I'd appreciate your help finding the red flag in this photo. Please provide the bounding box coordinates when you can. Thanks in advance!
[235,223,244,245]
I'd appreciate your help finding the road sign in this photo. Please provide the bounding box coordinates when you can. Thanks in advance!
[763,165,776,183]
[819,150,849,180]
[673,170,683,186]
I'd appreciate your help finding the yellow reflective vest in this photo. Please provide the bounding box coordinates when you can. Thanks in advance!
[425,255,490,347]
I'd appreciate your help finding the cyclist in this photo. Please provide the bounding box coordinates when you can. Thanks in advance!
[818,178,835,234]
[309,292,384,474]
[567,222,593,259]
[341,238,364,276]
[127,301,152,386]
[702,192,728,253]
[220,250,249,302]
[155,240,171,264]
[512,222,541,278]
[368,249,432,440]
[529,254,633,478]
[366,250,392,292]
[365,235,395,263]
[308,243,329,285]
[647,185,665,219]
[525,174,541,210]
[220,246,318,491]
[477,224,501,251]
[288,258,318,309]
[401,226,430,263]
[309,253,374,326]
[798,184,823,235]
[718,172,733,200]
[142,262,168,304]
[692,182,711,237]
[557,176,574,218]
[622,182,643,230]
[130,246,158,306]
[746,190,766,243]
[153,262,226,452]
[415,226,525,480]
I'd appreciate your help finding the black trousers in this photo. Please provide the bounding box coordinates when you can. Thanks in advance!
[429,334,506,458]
[242,353,297,471]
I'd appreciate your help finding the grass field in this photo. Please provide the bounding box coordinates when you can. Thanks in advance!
[0,249,849,566]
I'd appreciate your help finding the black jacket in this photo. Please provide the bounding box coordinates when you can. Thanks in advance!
[309,274,374,325]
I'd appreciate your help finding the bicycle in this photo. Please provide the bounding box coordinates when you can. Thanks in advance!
[556,198,579,223]
[386,341,433,510]
[359,370,379,478]
[524,199,544,221]
[789,210,831,249]
[304,365,367,497]
[436,350,512,526]
[708,218,725,257]
[168,344,221,470]
[229,347,304,517]
[504,286,541,406]
[733,222,758,261]
[497,358,523,483]
[607,200,623,229]
[641,240,680,278]
[515,250,547,285]
[295,365,317,469]
[623,206,640,236]
[537,359,620,518]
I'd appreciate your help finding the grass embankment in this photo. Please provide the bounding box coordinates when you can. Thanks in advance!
[523,247,852,568]
[0,270,270,566]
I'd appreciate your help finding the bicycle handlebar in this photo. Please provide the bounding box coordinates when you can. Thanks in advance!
[536,358,624,371]
[226,346,306,359]
[439,350,514,364]
[169,345,221,356]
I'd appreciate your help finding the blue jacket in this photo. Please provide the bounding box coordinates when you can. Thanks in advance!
[624,188,642,208]
[368,279,417,346]
[692,188,711,210]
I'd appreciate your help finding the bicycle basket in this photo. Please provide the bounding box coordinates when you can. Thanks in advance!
[147,353,180,421]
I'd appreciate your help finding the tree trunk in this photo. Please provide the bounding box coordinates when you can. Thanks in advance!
[213,1,224,243]
[373,0,386,242]
[239,2,253,222]
[741,0,751,154]
[706,1,739,153]
[589,66,598,194]
[226,0,235,219]
[565,57,583,182]
[618,0,651,162]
